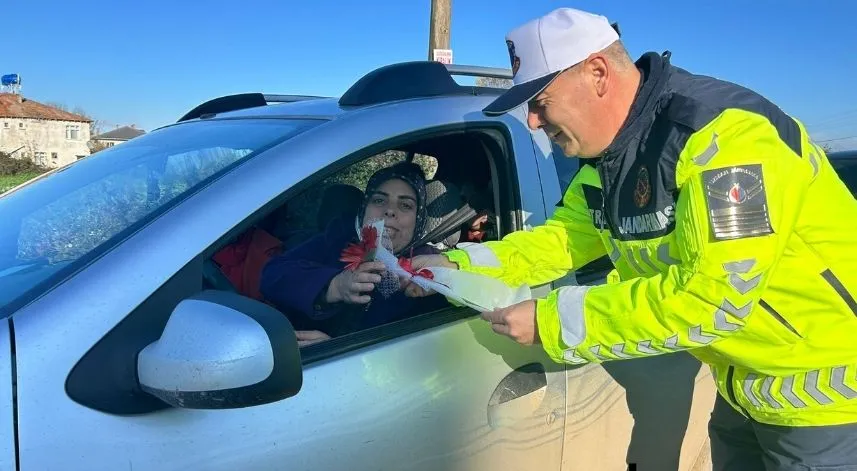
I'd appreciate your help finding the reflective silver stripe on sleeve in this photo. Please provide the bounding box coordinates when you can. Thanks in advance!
[562,349,587,364]
[714,307,741,332]
[742,373,763,408]
[461,244,501,268]
[556,285,591,348]
[625,248,645,274]
[723,259,756,273]
[694,133,719,166]
[830,366,857,399]
[589,345,608,361]
[804,370,833,405]
[809,151,820,177]
[728,273,762,295]
[759,376,783,409]
[688,325,716,345]
[607,238,620,263]
[638,247,660,272]
[636,340,660,355]
[663,334,682,350]
[714,299,752,332]
[657,244,680,265]
[780,375,807,408]
[611,343,633,359]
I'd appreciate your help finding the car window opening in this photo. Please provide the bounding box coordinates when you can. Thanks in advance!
[203,129,517,349]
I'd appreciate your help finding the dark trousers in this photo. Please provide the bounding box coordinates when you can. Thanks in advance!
[602,351,702,471]
[709,393,857,470]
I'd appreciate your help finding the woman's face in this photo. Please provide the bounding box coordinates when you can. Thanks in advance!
[362,178,418,252]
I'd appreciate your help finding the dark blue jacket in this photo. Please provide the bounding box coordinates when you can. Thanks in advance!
[260,215,450,336]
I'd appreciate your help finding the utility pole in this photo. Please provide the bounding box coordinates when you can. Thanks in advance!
[428,0,451,62]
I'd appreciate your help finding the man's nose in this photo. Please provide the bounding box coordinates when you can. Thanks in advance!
[527,108,544,131]
[384,207,396,217]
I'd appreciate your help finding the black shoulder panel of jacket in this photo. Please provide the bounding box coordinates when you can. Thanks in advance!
[665,67,803,157]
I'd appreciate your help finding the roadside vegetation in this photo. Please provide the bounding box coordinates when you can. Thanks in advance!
[0,152,48,194]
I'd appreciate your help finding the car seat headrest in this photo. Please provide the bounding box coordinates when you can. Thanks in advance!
[424,180,464,247]
[317,183,364,231]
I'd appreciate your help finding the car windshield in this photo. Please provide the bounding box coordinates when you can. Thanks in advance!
[0,118,322,316]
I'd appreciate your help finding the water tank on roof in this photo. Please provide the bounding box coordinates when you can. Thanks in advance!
[1,74,21,86]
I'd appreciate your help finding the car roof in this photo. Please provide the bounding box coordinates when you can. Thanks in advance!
[171,61,512,126]
[828,149,857,161]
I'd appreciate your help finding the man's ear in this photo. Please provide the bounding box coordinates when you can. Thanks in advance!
[586,57,610,97]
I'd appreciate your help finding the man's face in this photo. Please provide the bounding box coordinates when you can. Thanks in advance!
[526,65,607,158]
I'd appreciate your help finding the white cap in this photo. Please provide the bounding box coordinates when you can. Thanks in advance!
[483,7,620,116]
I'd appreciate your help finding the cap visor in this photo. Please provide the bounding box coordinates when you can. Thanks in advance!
[482,71,559,116]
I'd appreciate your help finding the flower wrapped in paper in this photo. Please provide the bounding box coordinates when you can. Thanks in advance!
[347,219,531,311]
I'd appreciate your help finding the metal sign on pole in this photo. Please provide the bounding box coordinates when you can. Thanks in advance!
[432,49,453,65]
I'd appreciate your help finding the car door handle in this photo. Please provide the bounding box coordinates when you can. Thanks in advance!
[487,363,548,429]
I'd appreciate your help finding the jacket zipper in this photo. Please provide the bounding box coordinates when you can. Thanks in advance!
[758,299,802,338]
[595,161,610,232]
[725,366,752,417]
[821,269,857,318]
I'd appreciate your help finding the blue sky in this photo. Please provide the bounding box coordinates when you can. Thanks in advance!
[5,0,857,150]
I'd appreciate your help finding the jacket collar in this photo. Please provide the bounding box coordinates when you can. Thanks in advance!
[599,51,673,165]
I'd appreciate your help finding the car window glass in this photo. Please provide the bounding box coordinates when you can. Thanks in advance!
[209,130,506,349]
[550,142,579,195]
[832,161,857,194]
[0,118,321,315]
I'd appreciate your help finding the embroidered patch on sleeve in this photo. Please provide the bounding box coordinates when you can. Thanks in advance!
[702,164,773,241]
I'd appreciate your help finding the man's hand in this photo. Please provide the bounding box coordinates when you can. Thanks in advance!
[481,300,540,346]
[296,330,330,347]
[326,261,386,304]
[402,254,458,297]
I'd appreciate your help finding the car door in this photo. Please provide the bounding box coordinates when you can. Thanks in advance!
[0,320,15,471]
[12,105,568,471]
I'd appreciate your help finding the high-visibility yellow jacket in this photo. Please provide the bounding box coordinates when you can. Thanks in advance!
[446,51,857,427]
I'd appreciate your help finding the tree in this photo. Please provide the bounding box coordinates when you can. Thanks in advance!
[72,106,104,139]
[821,143,834,154]
[476,76,513,89]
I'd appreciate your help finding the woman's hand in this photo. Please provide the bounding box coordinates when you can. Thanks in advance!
[296,330,331,347]
[325,261,386,304]
[402,254,458,297]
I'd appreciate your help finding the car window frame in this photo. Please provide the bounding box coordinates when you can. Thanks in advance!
[200,122,526,365]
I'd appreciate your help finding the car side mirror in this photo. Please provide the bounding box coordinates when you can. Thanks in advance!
[137,290,302,409]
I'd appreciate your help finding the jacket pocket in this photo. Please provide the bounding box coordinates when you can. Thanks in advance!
[759,299,802,338]
[821,269,857,318]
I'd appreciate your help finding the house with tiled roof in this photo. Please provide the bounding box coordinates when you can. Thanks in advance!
[0,93,92,168]
[92,125,146,149]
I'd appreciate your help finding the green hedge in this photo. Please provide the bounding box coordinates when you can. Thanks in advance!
[0,153,48,194]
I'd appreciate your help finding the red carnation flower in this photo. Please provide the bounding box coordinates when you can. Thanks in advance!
[340,225,379,271]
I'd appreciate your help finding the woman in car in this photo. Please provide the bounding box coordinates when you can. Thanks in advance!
[260,162,450,339]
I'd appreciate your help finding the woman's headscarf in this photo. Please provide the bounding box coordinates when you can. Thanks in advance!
[358,161,428,252]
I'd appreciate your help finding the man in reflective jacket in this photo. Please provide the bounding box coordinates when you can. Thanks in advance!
[408,7,857,470]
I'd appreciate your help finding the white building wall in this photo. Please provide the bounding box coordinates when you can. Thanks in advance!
[0,117,91,168]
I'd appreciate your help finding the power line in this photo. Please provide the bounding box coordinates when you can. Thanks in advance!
[806,108,857,129]
[816,135,857,143]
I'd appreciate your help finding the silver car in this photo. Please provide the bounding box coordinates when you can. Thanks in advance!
[0,62,714,470]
